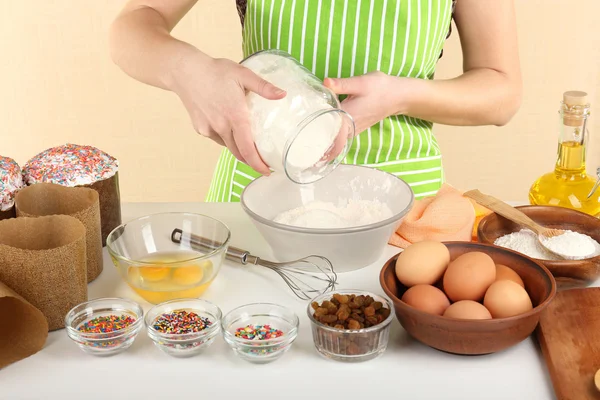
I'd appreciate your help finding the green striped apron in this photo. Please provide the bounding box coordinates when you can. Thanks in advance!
[206,0,454,202]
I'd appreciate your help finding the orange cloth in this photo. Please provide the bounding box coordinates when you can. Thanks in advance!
[389,184,492,249]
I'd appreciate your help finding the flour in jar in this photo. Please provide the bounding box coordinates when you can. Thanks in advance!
[273,199,394,229]
[244,52,342,177]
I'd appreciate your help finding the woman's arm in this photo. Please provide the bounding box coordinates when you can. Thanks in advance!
[326,0,522,131]
[109,0,203,90]
[109,0,285,174]
[402,0,522,126]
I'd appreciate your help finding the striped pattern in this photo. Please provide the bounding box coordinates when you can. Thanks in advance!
[206,0,453,202]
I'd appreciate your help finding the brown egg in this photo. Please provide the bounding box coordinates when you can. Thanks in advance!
[401,284,451,316]
[495,264,525,288]
[443,251,496,302]
[395,241,450,287]
[484,280,533,318]
[443,300,492,320]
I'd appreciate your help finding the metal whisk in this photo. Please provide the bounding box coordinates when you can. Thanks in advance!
[171,228,337,300]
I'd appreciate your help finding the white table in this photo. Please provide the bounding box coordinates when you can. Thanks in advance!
[1,202,565,400]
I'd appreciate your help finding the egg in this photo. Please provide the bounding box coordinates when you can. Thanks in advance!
[443,300,492,320]
[401,284,451,315]
[395,241,450,287]
[495,264,525,288]
[484,280,533,318]
[172,265,204,286]
[443,251,496,302]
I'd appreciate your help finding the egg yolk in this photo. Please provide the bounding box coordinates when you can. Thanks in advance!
[137,266,171,282]
[172,265,204,286]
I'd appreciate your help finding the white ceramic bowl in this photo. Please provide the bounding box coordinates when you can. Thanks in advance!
[241,165,414,272]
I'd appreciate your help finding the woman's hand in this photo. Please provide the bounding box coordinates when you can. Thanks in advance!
[324,72,402,135]
[170,54,286,174]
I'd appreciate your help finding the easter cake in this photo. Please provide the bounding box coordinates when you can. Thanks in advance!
[22,144,122,245]
[0,155,24,220]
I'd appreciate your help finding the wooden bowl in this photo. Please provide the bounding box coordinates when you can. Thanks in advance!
[477,205,600,289]
[379,242,556,355]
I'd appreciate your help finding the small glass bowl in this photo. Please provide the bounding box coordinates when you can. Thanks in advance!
[221,303,299,364]
[307,290,394,363]
[106,212,230,305]
[65,297,144,356]
[145,298,222,358]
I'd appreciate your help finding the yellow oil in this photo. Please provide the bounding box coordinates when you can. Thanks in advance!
[125,251,215,304]
[529,141,600,217]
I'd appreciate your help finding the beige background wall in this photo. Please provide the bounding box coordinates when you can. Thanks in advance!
[2,1,599,202]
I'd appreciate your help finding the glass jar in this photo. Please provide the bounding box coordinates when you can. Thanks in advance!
[241,49,355,184]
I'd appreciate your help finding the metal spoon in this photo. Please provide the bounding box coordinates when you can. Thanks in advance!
[464,190,594,260]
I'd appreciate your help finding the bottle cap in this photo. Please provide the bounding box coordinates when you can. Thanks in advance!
[563,91,588,106]
[562,91,589,127]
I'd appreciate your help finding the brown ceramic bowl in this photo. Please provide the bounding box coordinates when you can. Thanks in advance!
[379,241,556,355]
[477,205,600,289]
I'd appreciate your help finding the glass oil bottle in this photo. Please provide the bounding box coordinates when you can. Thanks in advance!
[529,91,600,217]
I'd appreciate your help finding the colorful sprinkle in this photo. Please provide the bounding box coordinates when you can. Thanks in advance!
[23,143,118,187]
[78,315,136,333]
[77,314,137,349]
[152,310,213,334]
[0,156,23,211]
[235,325,284,340]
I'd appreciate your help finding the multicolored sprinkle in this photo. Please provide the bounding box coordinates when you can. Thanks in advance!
[78,314,136,333]
[152,310,213,334]
[0,156,23,212]
[23,143,118,187]
[77,314,136,349]
[235,325,284,340]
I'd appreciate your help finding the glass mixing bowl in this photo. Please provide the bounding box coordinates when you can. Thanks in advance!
[106,213,230,304]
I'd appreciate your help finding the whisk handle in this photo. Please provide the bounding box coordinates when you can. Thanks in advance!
[171,228,257,265]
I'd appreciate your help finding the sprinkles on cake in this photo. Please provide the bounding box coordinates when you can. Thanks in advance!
[23,144,118,187]
[0,156,24,211]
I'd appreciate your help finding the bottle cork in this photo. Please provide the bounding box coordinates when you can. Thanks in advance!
[564,90,588,106]
[563,90,589,127]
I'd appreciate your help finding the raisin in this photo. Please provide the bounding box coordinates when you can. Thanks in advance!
[346,342,361,355]
[333,293,350,304]
[380,308,391,319]
[314,307,329,317]
[372,301,383,311]
[331,297,340,306]
[366,316,378,325]
[347,319,361,330]
[364,306,376,317]
[334,324,345,330]
[354,296,365,307]
[311,302,319,310]
[322,314,340,324]
[338,304,350,314]
[336,309,350,321]
[348,301,359,309]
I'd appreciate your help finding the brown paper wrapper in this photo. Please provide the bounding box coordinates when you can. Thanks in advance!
[0,207,15,220]
[15,183,103,283]
[0,215,87,331]
[0,281,48,369]
[84,173,122,247]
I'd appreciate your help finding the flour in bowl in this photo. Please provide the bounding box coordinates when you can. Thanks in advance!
[273,199,393,229]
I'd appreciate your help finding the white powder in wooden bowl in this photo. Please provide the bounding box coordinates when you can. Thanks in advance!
[494,229,600,260]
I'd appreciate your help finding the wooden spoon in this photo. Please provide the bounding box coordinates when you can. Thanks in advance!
[463,189,583,260]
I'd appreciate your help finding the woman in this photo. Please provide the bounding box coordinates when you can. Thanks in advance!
[110,0,521,201]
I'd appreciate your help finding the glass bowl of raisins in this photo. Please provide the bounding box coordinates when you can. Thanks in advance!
[307,290,394,362]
